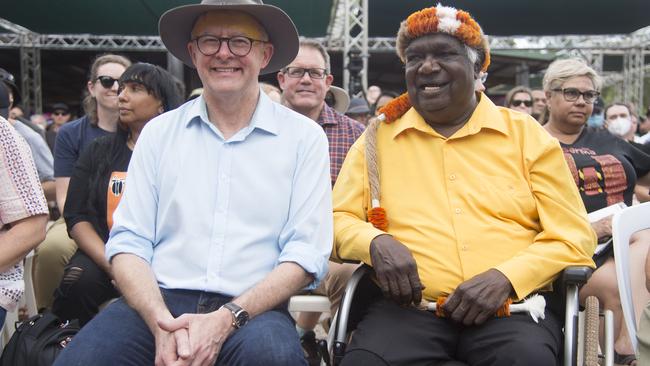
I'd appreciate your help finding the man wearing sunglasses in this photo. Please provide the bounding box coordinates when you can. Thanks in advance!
[54,1,332,366]
[45,103,71,152]
[504,86,534,116]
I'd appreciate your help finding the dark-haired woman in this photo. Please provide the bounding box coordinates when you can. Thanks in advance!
[52,63,183,325]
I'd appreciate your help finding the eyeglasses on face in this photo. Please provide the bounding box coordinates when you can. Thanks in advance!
[193,35,266,57]
[479,72,488,84]
[52,111,69,116]
[96,76,119,89]
[282,67,328,80]
[511,99,533,107]
[552,88,600,104]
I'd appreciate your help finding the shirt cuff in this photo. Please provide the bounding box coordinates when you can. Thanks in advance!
[278,242,329,290]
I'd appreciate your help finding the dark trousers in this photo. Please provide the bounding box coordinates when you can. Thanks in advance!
[53,289,306,366]
[340,298,563,366]
[51,250,119,325]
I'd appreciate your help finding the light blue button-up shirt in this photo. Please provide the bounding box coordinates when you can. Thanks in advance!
[106,91,333,296]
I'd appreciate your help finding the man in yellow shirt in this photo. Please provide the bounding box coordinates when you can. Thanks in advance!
[333,4,596,365]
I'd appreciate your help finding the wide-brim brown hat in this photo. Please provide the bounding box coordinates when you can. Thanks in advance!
[159,0,298,75]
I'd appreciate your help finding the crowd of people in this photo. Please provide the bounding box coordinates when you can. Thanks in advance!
[1,0,650,365]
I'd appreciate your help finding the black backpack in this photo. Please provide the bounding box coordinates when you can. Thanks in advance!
[0,312,79,366]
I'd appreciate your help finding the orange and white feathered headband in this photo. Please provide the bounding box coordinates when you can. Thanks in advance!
[380,4,489,125]
[365,4,489,231]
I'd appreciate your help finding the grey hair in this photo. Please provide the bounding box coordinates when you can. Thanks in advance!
[297,39,331,73]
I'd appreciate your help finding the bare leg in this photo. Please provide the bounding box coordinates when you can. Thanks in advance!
[580,229,650,360]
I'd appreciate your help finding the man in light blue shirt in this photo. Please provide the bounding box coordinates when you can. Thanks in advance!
[54,1,332,366]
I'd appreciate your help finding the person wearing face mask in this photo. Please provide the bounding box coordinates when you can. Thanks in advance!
[605,102,650,204]
[543,59,650,365]
[605,102,650,154]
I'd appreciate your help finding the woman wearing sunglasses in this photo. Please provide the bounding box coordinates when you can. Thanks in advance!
[52,63,183,326]
[35,54,132,313]
[543,58,650,366]
[504,86,534,115]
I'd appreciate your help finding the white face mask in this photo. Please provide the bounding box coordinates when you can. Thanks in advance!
[607,117,632,137]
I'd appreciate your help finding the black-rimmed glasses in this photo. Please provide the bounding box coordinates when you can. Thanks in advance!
[96,76,119,89]
[552,88,600,104]
[193,35,266,57]
[282,67,328,80]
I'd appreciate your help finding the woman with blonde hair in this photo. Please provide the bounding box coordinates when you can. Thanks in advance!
[543,58,650,365]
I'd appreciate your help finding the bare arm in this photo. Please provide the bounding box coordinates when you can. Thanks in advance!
[41,180,56,203]
[635,185,650,203]
[646,245,650,291]
[70,222,111,275]
[111,253,190,365]
[0,214,47,272]
[637,171,650,187]
[233,261,312,317]
[55,177,70,215]
[591,216,612,240]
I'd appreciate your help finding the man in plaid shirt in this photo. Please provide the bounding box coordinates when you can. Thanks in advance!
[278,39,365,186]
[278,39,364,364]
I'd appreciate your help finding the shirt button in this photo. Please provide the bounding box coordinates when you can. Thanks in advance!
[449,174,456,181]
[454,208,461,214]
[461,245,468,251]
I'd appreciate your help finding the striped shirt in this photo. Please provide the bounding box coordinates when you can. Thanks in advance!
[316,104,365,185]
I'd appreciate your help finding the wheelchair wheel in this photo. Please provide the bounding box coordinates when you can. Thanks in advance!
[583,296,600,366]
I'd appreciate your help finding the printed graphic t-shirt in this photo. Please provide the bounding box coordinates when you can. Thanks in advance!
[64,135,132,242]
[560,127,650,213]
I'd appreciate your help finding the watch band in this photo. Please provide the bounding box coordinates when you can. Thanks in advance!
[221,302,249,328]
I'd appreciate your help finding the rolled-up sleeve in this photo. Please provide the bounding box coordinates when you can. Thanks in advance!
[105,125,158,264]
[277,128,333,289]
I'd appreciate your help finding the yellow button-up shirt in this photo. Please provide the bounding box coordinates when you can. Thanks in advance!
[332,95,596,301]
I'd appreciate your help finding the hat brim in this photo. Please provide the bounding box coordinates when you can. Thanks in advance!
[159,3,298,75]
[329,86,350,114]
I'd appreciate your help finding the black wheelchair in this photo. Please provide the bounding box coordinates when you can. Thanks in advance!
[319,265,613,366]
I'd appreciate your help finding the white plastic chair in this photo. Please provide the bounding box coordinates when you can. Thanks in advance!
[612,201,650,354]
[289,295,331,314]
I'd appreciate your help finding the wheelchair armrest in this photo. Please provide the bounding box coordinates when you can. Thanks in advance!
[560,266,593,287]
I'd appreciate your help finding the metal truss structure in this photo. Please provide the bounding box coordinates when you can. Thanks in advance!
[1,13,649,113]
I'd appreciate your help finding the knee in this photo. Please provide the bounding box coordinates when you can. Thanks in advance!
[340,349,389,366]
[57,266,87,297]
[36,235,76,266]
[495,341,558,366]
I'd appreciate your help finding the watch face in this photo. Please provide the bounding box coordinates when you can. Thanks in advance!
[236,311,249,327]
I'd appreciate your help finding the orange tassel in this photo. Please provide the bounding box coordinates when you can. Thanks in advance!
[495,298,513,317]
[367,207,388,231]
[377,93,411,123]
[436,296,448,317]
[434,296,513,318]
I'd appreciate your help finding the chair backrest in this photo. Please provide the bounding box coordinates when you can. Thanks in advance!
[612,201,650,354]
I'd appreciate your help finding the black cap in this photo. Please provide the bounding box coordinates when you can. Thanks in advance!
[0,68,20,105]
[51,102,70,113]
[0,83,10,119]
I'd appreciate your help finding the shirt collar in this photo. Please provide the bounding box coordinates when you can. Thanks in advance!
[391,93,509,139]
[184,88,279,136]
[317,103,339,126]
